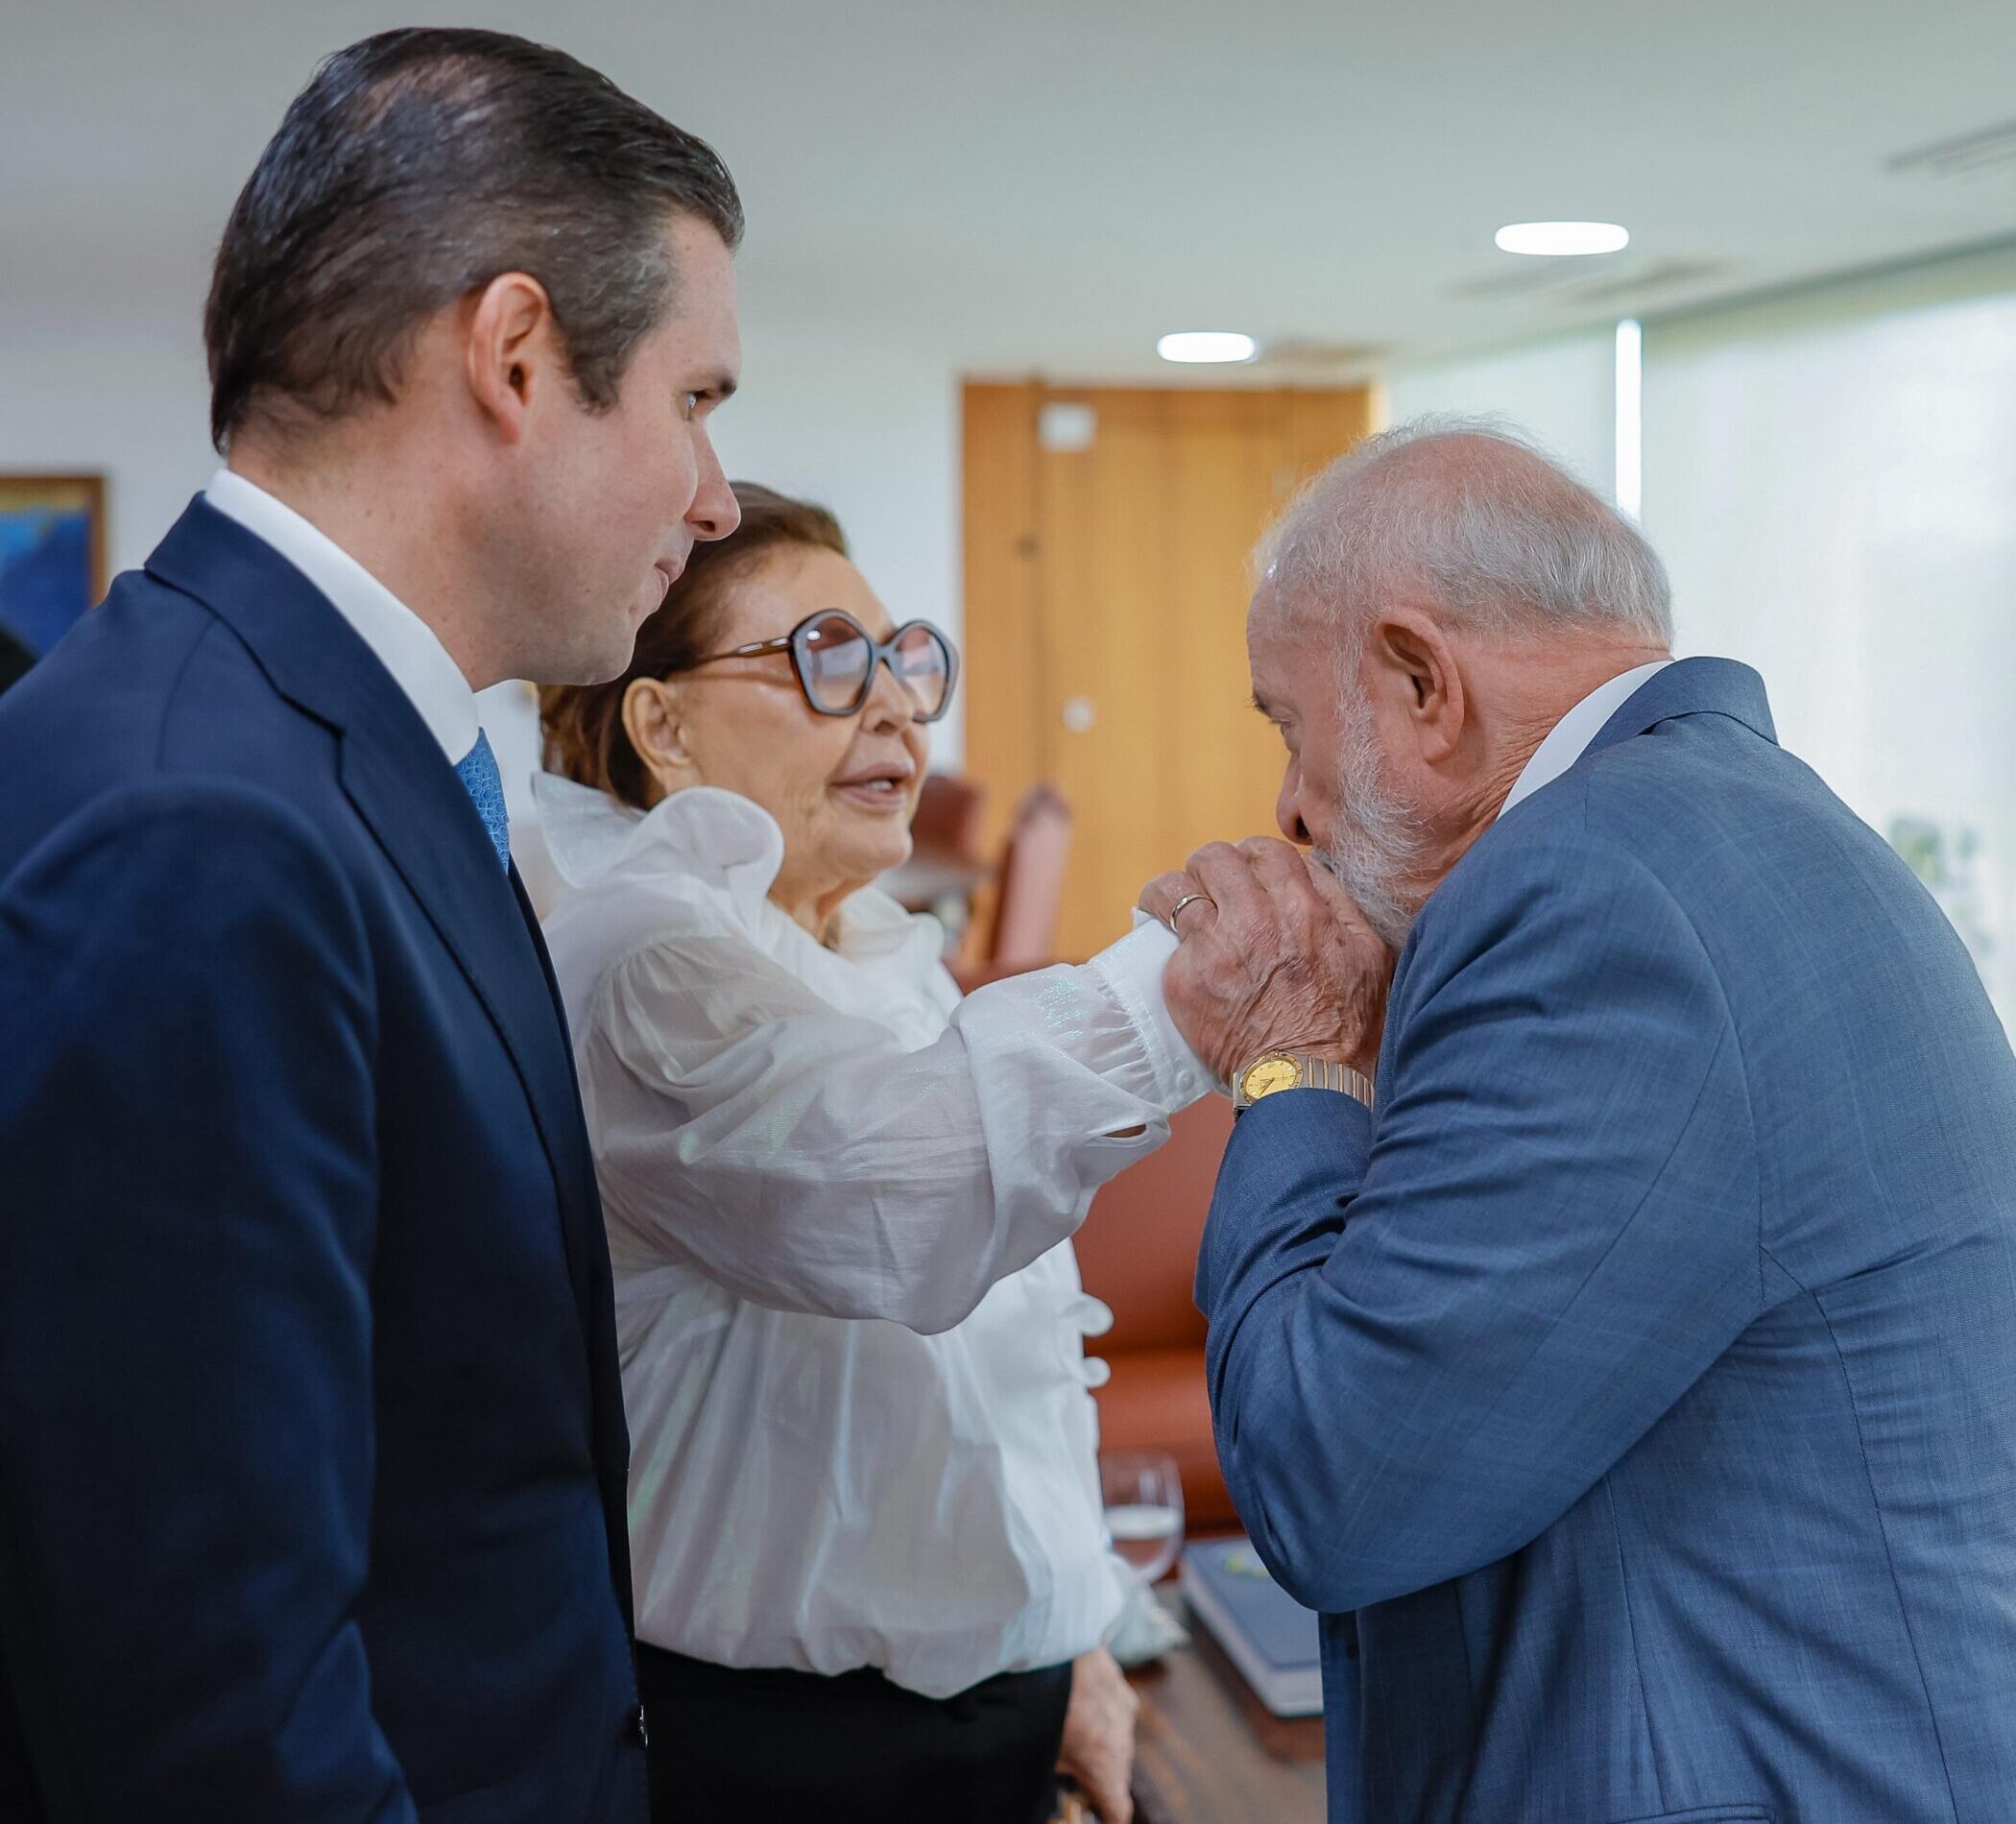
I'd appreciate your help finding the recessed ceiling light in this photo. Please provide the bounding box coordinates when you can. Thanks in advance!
[1157,331,1259,364]
[1494,222,1630,256]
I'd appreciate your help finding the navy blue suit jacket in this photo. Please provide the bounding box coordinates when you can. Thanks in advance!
[1200,660,2016,1823]
[0,500,648,1821]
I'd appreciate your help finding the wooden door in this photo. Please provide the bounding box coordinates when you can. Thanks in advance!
[963,382,1373,959]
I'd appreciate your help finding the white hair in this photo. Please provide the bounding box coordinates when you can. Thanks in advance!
[1266,417,1669,949]
[1258,415,1673,646]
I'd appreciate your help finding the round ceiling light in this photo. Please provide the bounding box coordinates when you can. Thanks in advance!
[1157,331,1259,364]
[1494,221,1630,256]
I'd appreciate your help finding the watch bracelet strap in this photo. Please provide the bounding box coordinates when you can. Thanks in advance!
[1303,1056,1375,1105]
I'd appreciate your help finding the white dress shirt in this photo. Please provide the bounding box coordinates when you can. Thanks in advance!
[535,776,1210,1697]
[1499,660,1673,820]
[204,468,480,763]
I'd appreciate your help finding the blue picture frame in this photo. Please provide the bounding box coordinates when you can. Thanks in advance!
[0,473,107,658]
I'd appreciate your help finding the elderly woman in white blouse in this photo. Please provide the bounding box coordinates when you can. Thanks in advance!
[534,485,1206,1824]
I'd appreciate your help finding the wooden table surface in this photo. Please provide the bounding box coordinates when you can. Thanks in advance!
[1126,1594,1326,1824]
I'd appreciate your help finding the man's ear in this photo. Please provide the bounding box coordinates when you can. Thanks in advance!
[1366,608,1466,764]
[622,678,694,785]
[462,272,558,444]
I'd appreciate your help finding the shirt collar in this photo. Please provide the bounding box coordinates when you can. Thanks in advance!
[204,468,480,764]
[1499,660,1674,820]
[532,774,925,962]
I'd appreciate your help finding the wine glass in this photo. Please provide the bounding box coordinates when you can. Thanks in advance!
[1100,1450,1185,1586]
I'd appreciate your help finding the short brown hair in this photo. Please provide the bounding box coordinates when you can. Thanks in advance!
[204,28,743,450]
[540,482,849,810]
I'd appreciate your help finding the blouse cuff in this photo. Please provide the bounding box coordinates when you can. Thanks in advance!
[1084,917,1215,1110]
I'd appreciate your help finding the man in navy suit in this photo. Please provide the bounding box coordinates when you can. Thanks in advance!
[0,31,741,1821]
[1143,422,2016,1822]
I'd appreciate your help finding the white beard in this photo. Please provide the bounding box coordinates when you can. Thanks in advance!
[1309,689,1426,952]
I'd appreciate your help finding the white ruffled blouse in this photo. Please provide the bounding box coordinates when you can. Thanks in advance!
[534,776,1208,1698]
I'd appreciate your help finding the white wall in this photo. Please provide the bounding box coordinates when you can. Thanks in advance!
[0,311,216,575]
[1381,330,1618,498]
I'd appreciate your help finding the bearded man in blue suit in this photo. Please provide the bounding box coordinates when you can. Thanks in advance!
[1142,421,2016,1824]
[0,31,742,1821]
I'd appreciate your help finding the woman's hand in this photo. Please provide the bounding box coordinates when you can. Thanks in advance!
[1056,1647,1138,1823]
[1140,836,1392,1083]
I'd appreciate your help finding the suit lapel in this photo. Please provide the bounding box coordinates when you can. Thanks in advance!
[145,498,604,1345]
[510,862,636,1622]
[336,703,604,1324]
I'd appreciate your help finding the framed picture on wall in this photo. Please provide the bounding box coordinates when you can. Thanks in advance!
[0,473,108,660]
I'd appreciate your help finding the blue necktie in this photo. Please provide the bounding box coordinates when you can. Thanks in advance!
[455,730,511,872]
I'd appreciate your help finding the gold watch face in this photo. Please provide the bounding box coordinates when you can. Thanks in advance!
[1240,1055,1303,1101]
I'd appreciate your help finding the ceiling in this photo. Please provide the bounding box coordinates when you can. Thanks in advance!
[7,0,2016,378]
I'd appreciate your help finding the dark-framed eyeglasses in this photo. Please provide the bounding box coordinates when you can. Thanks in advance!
[680,609,959,724]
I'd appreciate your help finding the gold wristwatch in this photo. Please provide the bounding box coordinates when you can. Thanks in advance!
[1232,1051,1375,1112]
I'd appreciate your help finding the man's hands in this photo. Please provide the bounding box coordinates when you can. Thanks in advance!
[1056,1647,1138,1823]
[1140,837,1393,1086]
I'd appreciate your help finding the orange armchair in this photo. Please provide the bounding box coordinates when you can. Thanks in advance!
[1071,1094,1240,1531]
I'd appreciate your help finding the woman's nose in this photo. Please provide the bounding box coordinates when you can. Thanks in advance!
[861,656,912,729]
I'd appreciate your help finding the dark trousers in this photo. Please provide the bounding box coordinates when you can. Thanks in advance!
[636,1643,1073,1824]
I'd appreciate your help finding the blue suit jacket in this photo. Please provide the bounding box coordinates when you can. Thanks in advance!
[0,501,647,1822]
[1199,660,2016,1823]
